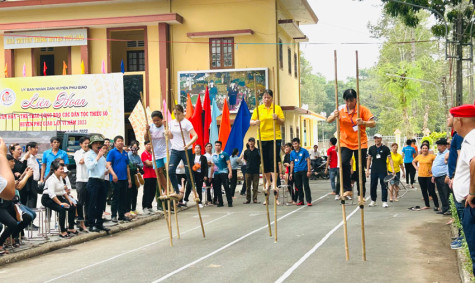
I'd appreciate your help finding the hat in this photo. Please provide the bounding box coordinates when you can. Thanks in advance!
[450,104,475,118]
[436,138,448,145]
[373,133,382,138]
[89,134,104,148]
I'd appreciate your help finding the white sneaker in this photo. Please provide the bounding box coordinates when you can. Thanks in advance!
[369,201,376,207]
[382,202,388,208]
[335,195,340,201]
[199,204,204,208]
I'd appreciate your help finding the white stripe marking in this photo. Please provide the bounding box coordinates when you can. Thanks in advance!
[275,197,370,283]
[44,212,232,283]
[151,193,330,283]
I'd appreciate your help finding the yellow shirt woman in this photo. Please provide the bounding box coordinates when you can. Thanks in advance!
[250,104,285,141]
[387,152,403,173]
[413,154,436,177]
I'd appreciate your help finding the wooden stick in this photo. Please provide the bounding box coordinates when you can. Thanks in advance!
[141,92,172,247]
[254,76,272,237]
[334,51,349,260]
[272,67,277,243]
[165,69,176,239]
[177,120,206,238]
[355,50,366,261]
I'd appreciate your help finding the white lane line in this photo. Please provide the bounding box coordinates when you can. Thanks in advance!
[275,197,370,283]
[44,212,233,283]
[151,193,330,283]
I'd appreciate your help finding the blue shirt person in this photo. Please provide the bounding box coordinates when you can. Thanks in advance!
[401,145,416,163]
[432,148,449,177]
[41,137,69,182]
[448,132,463,179]
[290,147,310,173]
[212,151,231,176]
[289,138,312,205]
[107,147,130,181]
[85,148,107,179]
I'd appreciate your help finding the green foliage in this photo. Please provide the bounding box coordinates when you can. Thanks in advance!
[429,131,447,141]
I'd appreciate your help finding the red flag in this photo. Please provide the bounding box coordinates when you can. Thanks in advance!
[218,99,231,150]
[203,86,212,144]
[185,93,194,119]
[190,95,204,150]
[43,61,47,76]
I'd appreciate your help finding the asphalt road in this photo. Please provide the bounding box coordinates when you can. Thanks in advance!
[0,180,459,283]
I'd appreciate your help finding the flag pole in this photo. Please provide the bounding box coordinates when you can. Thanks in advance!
[254,76,272,237]
[272,67,278,243]
[334,51,349,260]
[355,50,366,261]
[177,120,206,238]
[140,92,173,247]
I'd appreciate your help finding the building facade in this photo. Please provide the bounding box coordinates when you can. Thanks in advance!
[0,0,324,147]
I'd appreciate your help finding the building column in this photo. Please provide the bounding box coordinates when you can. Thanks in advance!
[80,45,89,74]
[158,23,169,106]
[4,49,14,77]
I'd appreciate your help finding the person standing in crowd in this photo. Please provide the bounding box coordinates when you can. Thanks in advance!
[204,143,214,205]
[327,89,376,199]
[21,142,40,210]
[325,137,339,199]
[289,138,312,206]
[432,138,451,215]
[243,138,261,204]
[145,111,168,210]
[165,105,198,200]
[412,144,439,210]
[40,137,69,184]
[41,160,77,238]
[238,143,249,196]
[401,139,417,188]
[250,89,285,200]
[450,104,475,276]
[282,143,296,204]
[229,148,241,198]
[107,136,132,223]
[387,143,405,202]
[0,138,15,200]
[309,144,321,172]
[85,135,110,232]
[74,136,90,231]
[127,141,143,215]
[212,141,233,207]
[185,144,208,208]
[141,141,157,214]
[367,134,394,208]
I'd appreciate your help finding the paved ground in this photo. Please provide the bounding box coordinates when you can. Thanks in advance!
[0,180,459,283]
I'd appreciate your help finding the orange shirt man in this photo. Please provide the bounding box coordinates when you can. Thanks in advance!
[327,89,375,197]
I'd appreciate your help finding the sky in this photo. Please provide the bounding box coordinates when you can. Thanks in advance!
[300,0,384,81]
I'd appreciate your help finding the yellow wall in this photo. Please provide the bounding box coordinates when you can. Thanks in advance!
[147,25,161,111]
[13,49,31,77]
[71,46,81,74]
[89,28,107,74]
[169,0,278,103]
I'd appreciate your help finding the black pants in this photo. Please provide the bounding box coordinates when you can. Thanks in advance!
[111,180,128,219]
[370,172,388,202]
[230,169,238,197]
[294,171,312,203]
[184,172,203,204]
[76,181,88,220]
[142,178,157,209]
[41,194,75,233]
[20,178,38,209]
[128,174,138,211]
[418,177,439,208]
[205,179,213,204]
[213,173,232,205]
[0,205,32,245]
[341,147,367,196]
[240,165,247,195]
[287,175,296,202]
[434,175,450,212]
[86,178,107,228]
[404,163,416,185]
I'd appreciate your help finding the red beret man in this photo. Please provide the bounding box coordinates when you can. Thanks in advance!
[450,104,475,277]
